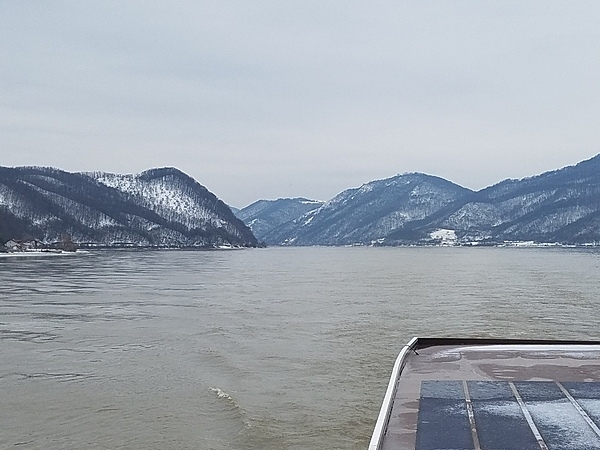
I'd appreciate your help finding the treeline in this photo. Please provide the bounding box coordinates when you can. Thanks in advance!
[0,166,258,247]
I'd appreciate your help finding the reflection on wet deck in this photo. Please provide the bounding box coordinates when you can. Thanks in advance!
[370,339,600,450]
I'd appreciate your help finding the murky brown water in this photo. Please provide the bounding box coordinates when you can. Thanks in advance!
[1,247,599,449]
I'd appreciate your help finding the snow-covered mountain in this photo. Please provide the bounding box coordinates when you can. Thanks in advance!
[4,155,599,248]
[235,197,324,243]
[256,154,600,246]
[261,173,471,245]
[0,166,257,248]
[430,154,600,245]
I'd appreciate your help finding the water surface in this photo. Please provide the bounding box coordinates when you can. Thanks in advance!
[1,247,599,449]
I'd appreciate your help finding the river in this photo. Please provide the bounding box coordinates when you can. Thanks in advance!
[1,246,599,449]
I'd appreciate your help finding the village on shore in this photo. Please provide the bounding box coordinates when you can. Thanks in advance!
[1,237,77,254]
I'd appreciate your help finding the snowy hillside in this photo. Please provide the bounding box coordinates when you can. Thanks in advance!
[0,166,258,248]
[255,154,600,246]
[235,197,324,242]
[263,173,471,245]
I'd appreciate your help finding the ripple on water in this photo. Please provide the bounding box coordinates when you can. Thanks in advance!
[1,247,600,449]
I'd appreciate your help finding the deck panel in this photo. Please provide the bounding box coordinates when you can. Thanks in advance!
[563,382,600,428]
[468,381,540,450]
[416,381,473,450]
[372,340,600,450]
[514,381,600,450]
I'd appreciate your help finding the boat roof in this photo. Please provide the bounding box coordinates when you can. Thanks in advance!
[369,337,600,450]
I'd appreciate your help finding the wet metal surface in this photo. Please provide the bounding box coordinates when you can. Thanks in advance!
[380,342,600,450]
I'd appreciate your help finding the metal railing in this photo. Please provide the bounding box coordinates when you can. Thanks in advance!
[367,337,418,450]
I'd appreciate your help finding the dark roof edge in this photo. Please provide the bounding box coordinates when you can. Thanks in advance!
[414,337,600,350]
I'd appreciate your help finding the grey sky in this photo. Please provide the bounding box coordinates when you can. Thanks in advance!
[2,1,599,207]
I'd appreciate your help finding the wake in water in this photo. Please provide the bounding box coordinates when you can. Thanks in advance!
[210,387,252,429]
[210,387,236,404]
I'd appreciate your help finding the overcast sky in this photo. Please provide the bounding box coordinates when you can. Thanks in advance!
[2,1,600,207]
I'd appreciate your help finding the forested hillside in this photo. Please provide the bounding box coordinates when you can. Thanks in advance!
[0,166,258,248]
[238,155,600,246]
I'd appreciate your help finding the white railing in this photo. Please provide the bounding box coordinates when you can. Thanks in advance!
[367,337,418,450]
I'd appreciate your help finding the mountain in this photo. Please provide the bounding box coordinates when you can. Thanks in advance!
[428,154,600,245]
[0,166,258,248]
[257,155,600,246]
[261,173,472,245]
[235,197,324,243]
[4,155,599,249]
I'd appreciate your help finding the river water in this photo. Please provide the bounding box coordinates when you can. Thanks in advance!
[1,246,600,449]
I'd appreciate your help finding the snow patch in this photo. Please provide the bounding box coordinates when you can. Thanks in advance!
[303,215,315,226]
[527,400,600,449]
[430,229,457,245]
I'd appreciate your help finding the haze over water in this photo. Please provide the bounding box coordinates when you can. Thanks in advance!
[1,247,600,449]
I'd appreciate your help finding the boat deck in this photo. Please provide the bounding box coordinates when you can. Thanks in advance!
[369,338,600,450]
